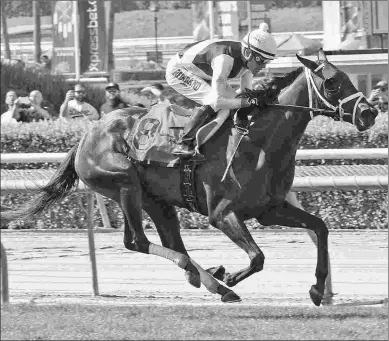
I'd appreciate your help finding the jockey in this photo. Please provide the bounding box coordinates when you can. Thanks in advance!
[165,22,277,158]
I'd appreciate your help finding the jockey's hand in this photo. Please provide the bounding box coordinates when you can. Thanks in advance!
[238,89,268,108]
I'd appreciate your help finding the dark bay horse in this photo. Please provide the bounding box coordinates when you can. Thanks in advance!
[2,49,378,306]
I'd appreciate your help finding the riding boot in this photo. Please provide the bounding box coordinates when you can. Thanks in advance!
[172,105,216,159]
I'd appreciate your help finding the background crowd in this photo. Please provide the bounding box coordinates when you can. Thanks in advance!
[1,60,174,125]
[1,53,387,125]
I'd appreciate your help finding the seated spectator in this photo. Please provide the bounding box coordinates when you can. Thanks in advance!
[141,83,171,106]
[38,54,52,74]
[59,84,99,121]
[100,83,129,118]
[2,58,25,68]
[1,90,19,124]
[368,81,388,113]
[17,90,52,122]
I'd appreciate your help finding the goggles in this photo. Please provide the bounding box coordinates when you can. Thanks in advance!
[252,52,271,64]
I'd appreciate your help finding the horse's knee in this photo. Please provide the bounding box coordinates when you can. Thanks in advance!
[251,252,265,272]
[312,217,328,238]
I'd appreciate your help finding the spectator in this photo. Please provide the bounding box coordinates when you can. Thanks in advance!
[59,84,99,121]
[1,90,19,124]
[368,80,388,113]
[2,58,25,68]
[38,54,52,74]
[17,90,52,122]
[141,83,171,106]
[100,83,129,118]
[1,90,51,124]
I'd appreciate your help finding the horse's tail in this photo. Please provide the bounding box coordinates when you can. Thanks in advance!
[1,144,80,224]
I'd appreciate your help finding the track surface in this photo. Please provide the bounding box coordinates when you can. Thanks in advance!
[1,229,387,306]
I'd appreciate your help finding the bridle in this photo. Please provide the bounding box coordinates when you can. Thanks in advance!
[305,63,365,125]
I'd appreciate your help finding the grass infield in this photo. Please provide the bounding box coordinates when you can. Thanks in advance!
[1,304,387,340]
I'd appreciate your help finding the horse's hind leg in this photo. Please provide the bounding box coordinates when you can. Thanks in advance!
[142,198,201,288]
[143,197,241,303]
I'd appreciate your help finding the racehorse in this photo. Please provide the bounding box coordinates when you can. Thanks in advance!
[1,49,378,306]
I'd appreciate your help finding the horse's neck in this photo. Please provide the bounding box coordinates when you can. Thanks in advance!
[248,71,313,155]
[277,71,313,133]
[279,71,310,108]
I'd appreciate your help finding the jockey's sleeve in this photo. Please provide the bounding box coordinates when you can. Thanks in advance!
[238,71,253,94]
[204,54,248,111]
[235,71,253,95]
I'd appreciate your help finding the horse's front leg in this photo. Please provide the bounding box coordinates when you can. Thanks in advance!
[286,192,334,304]
[257,200,329,306]
[208,199,265,287]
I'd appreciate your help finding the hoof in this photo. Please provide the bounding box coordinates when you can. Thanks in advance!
[322,292,337,306]
[206,265,225,281]
[185,270,201,288]
[309,285,323,306]
[221,290,241,303]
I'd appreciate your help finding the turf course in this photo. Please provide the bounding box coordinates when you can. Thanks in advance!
[1,304,387,340]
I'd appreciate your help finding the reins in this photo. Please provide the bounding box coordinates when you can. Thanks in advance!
[220,65,363,185]
[267,104,336,116]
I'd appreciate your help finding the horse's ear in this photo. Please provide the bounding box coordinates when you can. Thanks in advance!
[317,48,328,63]
[296,54,318,71]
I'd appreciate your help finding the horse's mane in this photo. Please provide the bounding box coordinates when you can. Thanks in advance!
[249,67,304,106]
[254,67,304,93]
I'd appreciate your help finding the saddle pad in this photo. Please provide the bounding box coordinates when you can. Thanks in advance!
[125,103,192,167]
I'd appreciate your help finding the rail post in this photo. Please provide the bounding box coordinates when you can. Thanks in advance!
[1,242,10,304]
[86,193,99,296]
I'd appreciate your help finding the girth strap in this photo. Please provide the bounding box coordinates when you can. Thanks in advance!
[180,159,201,213]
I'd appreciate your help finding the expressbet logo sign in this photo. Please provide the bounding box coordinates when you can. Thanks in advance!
[86,1,101,72]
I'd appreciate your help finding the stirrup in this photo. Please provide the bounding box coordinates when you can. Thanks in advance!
[172,145,205,161]
[173,149,205,161]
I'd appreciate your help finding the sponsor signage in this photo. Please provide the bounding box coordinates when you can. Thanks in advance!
[52,1,77,75]
[78,0,108,76]
[371,1,388,34]
[358,1,387,36]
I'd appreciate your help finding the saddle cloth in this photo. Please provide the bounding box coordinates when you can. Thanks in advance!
[125,103,192,167]
[125,103,231,167]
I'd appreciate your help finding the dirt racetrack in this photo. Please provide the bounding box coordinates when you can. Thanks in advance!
[1,229,387,306]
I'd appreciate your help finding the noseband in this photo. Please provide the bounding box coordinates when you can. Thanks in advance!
[305,65,365,125]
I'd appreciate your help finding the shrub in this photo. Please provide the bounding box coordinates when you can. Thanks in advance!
[1,113,387,230]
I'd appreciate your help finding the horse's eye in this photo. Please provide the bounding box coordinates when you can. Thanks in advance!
[324,78,338,91]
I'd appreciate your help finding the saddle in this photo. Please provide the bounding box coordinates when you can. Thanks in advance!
[125,103,197,167]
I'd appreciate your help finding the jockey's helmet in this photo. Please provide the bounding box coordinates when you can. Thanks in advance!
[242,22,277,63]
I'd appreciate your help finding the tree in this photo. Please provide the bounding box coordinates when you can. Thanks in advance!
[1,1,11,59]
[4,0,52,17]
[32,0,41,63]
